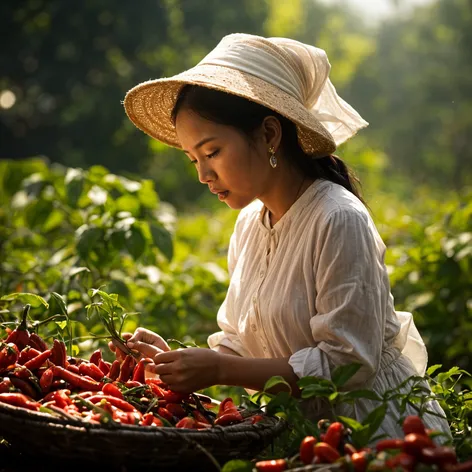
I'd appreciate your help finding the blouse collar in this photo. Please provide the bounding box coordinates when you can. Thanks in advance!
[258,178,331,233]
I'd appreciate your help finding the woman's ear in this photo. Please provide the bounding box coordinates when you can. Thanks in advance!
[260,116,282,151]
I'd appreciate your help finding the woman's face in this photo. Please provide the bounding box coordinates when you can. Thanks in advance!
[175,108,270,210]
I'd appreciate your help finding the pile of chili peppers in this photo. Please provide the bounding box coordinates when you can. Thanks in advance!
[0,306,262,429]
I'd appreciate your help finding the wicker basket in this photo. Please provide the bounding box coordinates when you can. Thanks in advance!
[0,402,287,471]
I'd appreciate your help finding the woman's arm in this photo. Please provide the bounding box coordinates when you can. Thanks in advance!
[149,347,300,395]
[218,353,301,396]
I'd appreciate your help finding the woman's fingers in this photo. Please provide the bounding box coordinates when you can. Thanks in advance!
[128,327,171,352]
[126,341,163,360]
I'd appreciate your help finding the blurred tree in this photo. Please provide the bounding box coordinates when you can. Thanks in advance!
[0,0,267,176]
[349,0,472,189]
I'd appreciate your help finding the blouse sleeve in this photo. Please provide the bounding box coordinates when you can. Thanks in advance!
[289,206,388,389]
[207,216,249,356]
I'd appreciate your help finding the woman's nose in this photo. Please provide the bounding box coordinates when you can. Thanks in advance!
[197,163,216,184]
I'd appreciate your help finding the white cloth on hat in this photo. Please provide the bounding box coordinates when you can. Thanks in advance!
[199,33,368,146]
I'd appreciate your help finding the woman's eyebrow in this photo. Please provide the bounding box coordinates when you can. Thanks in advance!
[182,136,217,154]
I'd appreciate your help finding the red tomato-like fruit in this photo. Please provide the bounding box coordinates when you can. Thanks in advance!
[402,415,426,436]
[255,459,287,471]
[403,433,435,458]
[351,451,368,472]
[300,436,317,465]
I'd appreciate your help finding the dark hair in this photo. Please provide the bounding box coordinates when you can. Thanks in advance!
[171,85,365,204]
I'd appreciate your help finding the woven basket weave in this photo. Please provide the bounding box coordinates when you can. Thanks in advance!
[0,402,286,471]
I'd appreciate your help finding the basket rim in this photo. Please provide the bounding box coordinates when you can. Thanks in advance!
[0,400,286,438]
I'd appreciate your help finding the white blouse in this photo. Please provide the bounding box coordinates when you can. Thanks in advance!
[208,179,449,438]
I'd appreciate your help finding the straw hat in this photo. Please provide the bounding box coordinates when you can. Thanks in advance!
[123,33,368,157]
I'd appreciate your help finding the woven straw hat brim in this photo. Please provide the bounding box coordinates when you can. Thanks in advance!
[124,64,337,157]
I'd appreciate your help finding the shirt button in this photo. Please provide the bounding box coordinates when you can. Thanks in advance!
[262,346,267,352]
[251,324,257,331]
[259,271,264,278]
[252,296,257,304]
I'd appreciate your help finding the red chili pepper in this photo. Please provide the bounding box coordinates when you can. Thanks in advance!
[191,409,210,424]
[255,459,287,471]
[99,360,110,376]
[142,413,163,427]
[142,412,154,426]
[67,364,80,374]
[53,366,101,391]
[217,397,239,417]
[324,421,344,450]
[5,305,31,351]
[87,395,136,412]
[132,358,153,384]
[24,349,52,371]
[117,410,142,425]
[157,407,174,422]
[39,367,54,392]
[376,438,404,452]
[29,333,48,352]
[43,389,72,409]
[0,377,13,393]
[125,380,142,388]
[89,349,102,366]
[214,411,243,426]
[422,447,457,466]
[403,433,435,459]
[18,346,40,365]
[0,343,20,371]
[108,359,121,381]
[79,362,105,381]
[102,382,124,399]
[0,392,40,411]
[314,442,341,463]
[10,377,39,399]
[162,390,189,404]
[146,380,165,398]
[251,414,264,424]
[176,416,197,429]
[300,436,317,465]
[117,355,135,383]
[50,339,67,367]
[402,415,427,436]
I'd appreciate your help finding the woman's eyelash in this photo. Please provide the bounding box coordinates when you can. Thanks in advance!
[190,150,220,165]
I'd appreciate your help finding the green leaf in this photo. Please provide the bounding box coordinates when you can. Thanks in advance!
[338,416,363,431]
[301,382,335,399]
[150,222,173,261]
[55,321,67,330]
[65,169,84,208]
[24,199,54,229]
[221,460,253,472]
[363,403,387,438]
[263,375,292,393]
[427,364,443,377]
[340,389,383,402]
[331,363,362,388]
[76,226,104,259]
[72,345,80,356]
[297,376,324,388]
[51,292,68,316]
[1,293,49,308]
[125,226,146,260]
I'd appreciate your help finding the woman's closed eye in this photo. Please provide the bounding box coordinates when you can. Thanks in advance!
[190,149,220,164]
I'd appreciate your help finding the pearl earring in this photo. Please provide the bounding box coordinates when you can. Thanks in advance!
[269,146,277,168]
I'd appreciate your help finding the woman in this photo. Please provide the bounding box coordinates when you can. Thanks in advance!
[117,33,450,438]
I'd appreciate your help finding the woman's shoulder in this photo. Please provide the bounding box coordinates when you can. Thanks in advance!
[234,199,264,230]
[309,180,370,223]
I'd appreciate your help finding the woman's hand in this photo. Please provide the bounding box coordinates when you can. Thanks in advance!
[108,327,171,360]
[147,348,221,393]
